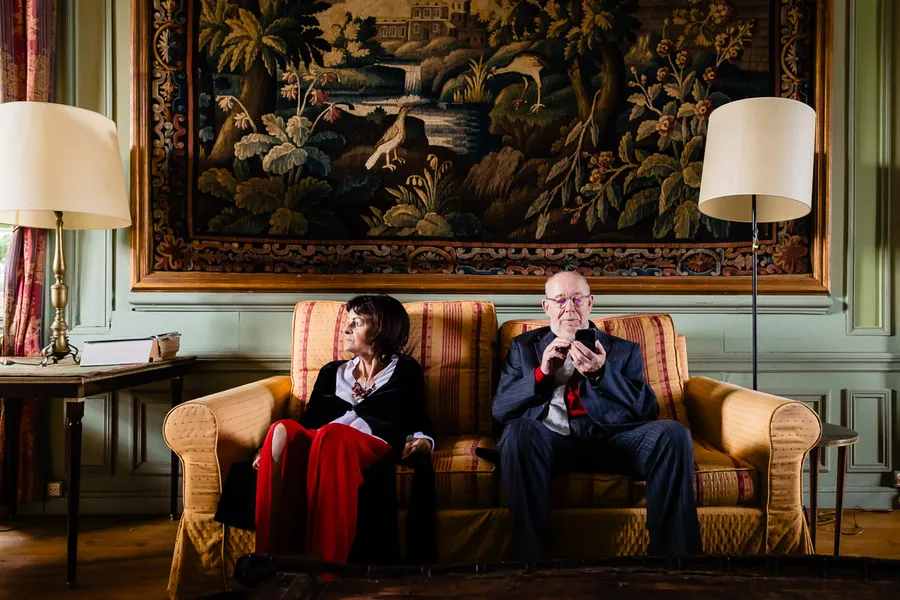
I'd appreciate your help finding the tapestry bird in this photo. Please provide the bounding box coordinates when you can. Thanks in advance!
[490,51,552,112]
[365,104,414,171]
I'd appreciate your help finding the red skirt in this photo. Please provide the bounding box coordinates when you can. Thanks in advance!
[255,419,390,564]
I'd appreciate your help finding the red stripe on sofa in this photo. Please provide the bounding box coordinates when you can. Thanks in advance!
[297,301,316,400]
[332,303,346,361]
[648,315,678,422]
[471,302,483,432]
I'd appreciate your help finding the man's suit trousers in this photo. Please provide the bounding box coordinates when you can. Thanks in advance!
[497,416,702,560]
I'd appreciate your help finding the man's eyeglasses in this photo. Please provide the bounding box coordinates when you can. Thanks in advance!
[545,295,590,309]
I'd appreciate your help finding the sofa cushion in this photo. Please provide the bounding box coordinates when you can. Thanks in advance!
[403,302,497,435]
[289,301,497,433]
[396,434,497,510]
[548,437,757,509]
[290,301,351,419]
[398,436,754,511]
[290,301,350,419]
[499,313,689,427]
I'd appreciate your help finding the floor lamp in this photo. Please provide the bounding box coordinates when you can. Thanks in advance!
[0,102,131,365]
[698,97,816,391]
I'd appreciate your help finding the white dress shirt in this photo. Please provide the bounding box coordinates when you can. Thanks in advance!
[542,354,574,436]
[332,355,434,450]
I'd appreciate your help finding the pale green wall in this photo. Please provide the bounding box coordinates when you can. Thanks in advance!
[25,0,899,514]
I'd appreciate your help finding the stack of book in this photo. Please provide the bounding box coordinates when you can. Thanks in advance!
[80,332,181,367]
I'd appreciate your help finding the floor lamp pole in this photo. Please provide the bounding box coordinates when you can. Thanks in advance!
[751,194,758,391]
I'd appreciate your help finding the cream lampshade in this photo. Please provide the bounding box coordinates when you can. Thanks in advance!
[0,101,131,364]
[699,96,816,222]
[698,96,816,391]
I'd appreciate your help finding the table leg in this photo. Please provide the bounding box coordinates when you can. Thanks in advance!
[834,445,848,556]
[3,397,21,519]
[170,376,183,520]
[808,447,819,551]
[66,399,84,588]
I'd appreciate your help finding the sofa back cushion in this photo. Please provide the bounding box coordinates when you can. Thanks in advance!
[290,300,497,435]
[403,301,497,435]
[498,313,689,427]
[290,301,350,420]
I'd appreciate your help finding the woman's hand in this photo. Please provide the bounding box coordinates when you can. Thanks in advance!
[402,437,433,460]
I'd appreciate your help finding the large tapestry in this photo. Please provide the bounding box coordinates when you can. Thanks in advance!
[131,0,830,293]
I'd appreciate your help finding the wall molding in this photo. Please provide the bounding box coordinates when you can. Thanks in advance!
[186,352,900,374]
[802,488,897,511]
[59,0,115,336]
[843,389,892,473]
[846,0,893,336]
[131,391,172,476]
[68,230,114,335]
[21,492,180,517]
[105,0,114,120]
[690,352,900,373]
[78,394,114,476]
[128,294,836,316]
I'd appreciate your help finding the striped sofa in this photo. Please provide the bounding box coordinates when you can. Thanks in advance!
[163,301,821,599]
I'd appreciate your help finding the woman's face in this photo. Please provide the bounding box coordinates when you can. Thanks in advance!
[344,310,376,357]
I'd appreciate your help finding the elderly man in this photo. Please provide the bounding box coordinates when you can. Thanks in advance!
[492,271,701,560]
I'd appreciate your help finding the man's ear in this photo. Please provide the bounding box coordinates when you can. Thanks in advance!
[541,299,552,317]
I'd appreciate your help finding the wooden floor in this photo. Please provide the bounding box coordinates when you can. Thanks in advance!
[0,510,899,599]
[0,516,179,600]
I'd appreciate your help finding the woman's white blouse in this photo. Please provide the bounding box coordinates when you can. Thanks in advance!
[331,355,434,449]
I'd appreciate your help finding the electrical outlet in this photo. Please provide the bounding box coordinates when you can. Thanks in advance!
[47,481,62,498]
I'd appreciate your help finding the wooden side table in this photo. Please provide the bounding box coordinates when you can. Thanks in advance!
[807,422,859,556]
[0,356,195,587]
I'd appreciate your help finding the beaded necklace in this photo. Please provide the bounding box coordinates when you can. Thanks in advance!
[352,379,377,399]
[352,361,383,400]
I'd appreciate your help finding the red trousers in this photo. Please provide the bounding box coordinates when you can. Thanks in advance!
[255,420,390,564]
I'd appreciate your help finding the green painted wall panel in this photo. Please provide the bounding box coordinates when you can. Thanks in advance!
[848,0,890,332]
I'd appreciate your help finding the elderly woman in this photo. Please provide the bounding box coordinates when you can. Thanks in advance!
[216,295,435,569]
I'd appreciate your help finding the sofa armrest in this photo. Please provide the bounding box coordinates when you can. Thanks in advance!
[685,376,821,553]
[163,375,292,514]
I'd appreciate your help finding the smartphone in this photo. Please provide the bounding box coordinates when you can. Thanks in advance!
[574,328,595,346]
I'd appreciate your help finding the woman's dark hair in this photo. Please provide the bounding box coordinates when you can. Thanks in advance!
[346,295,410,360]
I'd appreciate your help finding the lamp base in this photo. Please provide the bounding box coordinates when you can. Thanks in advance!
[40,341,80,366]
[39,211,80,367]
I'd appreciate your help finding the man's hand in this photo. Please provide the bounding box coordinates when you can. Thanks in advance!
[569,340,607,378]
[402,437,433,460]
[541,338,571,376]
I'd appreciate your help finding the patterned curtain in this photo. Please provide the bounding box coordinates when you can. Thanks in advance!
[0,0,56,504]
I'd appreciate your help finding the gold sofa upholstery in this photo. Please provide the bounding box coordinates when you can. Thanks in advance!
[163,302,821,599]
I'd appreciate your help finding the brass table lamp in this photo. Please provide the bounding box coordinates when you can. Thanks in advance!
[698,97,816,390]
[0,102,131,365]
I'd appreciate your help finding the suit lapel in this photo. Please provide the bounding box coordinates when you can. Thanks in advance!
[532,328,558,366]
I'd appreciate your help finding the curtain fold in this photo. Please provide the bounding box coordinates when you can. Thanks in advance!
[0,0,56,505]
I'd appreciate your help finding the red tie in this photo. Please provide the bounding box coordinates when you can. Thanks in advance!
[534,366,587,417]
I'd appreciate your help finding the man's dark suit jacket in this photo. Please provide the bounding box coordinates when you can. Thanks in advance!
[493,322,658,431]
